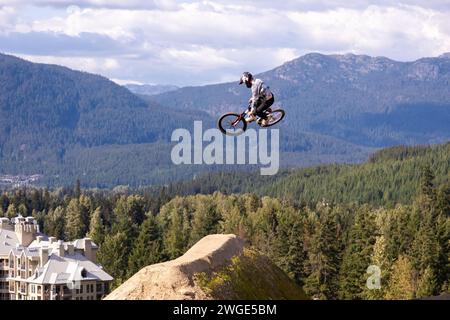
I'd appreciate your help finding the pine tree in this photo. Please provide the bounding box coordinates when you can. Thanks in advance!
[420,165,435,201]
[303,206,340,299]
[111,195,144,237]
[409,167,440,290]
[219,204,248,238]
[18,203,28,216]
[30,189,42,212]
[79,195,93,234]
[127,215,162,277]
[385,255,415,300]
[163,206,185,259]
[252,197,280,257]
[6,204,16,218]
[416,266,437,298]
[338,206,377,299]
[435,184,450,291]
[273,206,305,286]
[156,197,192,260]
[65,198,85,240]
[75,179,81,199]
[364,235,389,299]
[410,208,440,278]
[384,205,417,264]
[32,209,45,232]
[88,207,105,245]
[0,194,9,214]
[190,196,220,245]
[97,231,129,288]
[44,206,66,239]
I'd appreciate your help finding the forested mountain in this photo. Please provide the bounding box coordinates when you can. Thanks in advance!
[154,142,450,208]
[151,52,450,148]
[0,149,448,299]
[1,52,449,188]
[0,53,214,187]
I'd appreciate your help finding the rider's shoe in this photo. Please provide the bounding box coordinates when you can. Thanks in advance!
[260,118,269,127]
[260,114,271,127]
[246,113,256,122]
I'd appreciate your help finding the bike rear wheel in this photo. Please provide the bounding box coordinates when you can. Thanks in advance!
[262,109,285,127]
[218,112,247,136]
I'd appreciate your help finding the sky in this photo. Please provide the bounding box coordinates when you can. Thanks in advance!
[0,0,449,86]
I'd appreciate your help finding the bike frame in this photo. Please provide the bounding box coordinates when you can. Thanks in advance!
[230,108,273,128]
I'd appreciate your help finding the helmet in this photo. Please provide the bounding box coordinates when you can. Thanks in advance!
[239,72,253,87]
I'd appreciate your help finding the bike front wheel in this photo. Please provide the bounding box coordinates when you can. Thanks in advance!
[218,112,247,136]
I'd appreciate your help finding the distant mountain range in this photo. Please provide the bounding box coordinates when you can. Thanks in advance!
[124,83,179,96]
[151,52,450,148]
[0,52,449,188]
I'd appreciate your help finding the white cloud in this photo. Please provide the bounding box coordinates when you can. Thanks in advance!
[162,46,238,70]
[287,5,450,60]
[110,78,143,85]
[1,1,449,85]
[12,53,120,74]
[0,6,16,31]
[0,0,179,10]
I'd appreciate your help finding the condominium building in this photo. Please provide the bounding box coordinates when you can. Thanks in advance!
[0,215,113,300]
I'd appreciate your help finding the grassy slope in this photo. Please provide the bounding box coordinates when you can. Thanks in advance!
[195,248,309,300]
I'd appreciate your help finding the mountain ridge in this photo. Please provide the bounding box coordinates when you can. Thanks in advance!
[150,52,450,148]
[1,51,449,187]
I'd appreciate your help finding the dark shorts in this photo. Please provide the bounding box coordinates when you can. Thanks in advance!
[255,96,275,119]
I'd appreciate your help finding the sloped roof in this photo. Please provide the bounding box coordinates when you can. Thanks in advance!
[73,238,99,249]
[10,246,41,258]
[28,253,113,284]
[0,229,19,256]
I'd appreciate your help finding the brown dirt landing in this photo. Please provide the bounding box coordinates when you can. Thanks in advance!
[105,234,245,300]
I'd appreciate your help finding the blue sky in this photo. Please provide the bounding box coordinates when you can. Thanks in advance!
[1,0,449,86]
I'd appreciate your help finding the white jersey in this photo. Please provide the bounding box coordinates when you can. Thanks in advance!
[249,79,273,109]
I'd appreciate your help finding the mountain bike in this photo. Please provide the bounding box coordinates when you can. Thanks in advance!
[217,107,285,136]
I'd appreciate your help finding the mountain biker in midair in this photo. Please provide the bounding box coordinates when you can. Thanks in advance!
[239,72,274,126]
